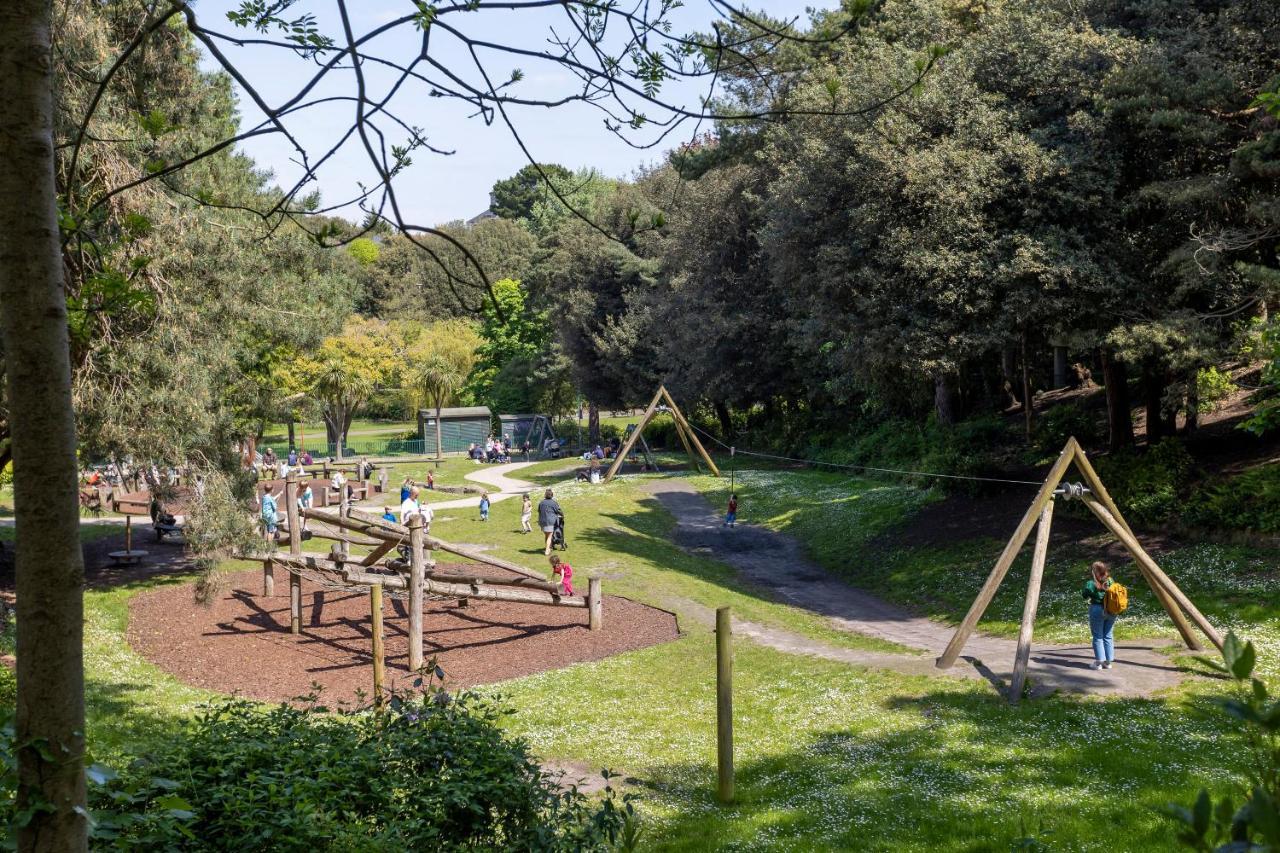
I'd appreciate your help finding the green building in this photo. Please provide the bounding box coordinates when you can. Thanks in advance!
[417,406,493,454]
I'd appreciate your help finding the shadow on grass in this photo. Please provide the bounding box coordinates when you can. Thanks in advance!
[640,687,1231,852]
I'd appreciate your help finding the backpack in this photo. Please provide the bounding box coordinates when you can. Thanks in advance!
[1104,581,1128,615]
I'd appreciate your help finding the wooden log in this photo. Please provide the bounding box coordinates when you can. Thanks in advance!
[263,557,274,596]
[605,387,665,483]
[588,577,602,631]
[370,583,385,705]
[343,568,407,589]
[286,473,303,635]
[424,570,562,592]
[408,514,425,672]
[937,439,1079,668]
[662,386,721,477]
[360,540,396,567]
[304,507,407,541]
[1071,446,1201,651]
[670,411,702,474]
[1010,501,1053,705]
[338,480,350,559]
[421,576,587,607]
[716,606,734,804]
[1082,497,1224,651]
[425,537,544,580]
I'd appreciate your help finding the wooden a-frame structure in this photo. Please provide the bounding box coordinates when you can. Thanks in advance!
[935,437,1224,704]
[603,385,721,483]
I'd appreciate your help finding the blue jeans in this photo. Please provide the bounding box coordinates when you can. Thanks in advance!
[1089,604,1115,662]
[725,512,736,526]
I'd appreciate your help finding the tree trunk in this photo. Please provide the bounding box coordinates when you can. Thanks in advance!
[1184,369,1199,435]
[1001,347,1021,409]
[714,400,733,437]
[434,402,444,463]
[587,401,600,446]
[1021,330,1035,440]
[1144,367,1166,442]
[0,2,89,847]
[933,374,957,426]
[1053,346,1068,389]
[323,409,341,452]
[1100,351,1134,451]
[287,416,296,451]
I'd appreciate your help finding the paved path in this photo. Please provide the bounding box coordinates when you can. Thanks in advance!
[646,479,1197,699]
[425,461,569,511]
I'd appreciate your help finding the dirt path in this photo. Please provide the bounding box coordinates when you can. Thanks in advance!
[646,479,1198,699]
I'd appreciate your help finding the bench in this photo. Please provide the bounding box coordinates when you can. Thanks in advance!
[153,522,183,542]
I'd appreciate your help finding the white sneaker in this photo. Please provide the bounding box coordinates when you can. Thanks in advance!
[1093,661,1105,670]
[1103,661,1113,670]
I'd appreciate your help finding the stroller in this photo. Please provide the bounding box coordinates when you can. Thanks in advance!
[551,511,567,551]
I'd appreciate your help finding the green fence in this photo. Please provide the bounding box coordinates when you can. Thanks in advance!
[259,437,430,459]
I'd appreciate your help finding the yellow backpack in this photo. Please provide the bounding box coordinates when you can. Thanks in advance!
[1104,581,1128,615]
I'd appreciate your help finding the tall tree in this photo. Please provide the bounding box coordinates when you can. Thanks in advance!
[490,163,573,221]
[292,318,395,458]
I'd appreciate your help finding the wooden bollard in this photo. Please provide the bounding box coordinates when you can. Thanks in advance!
[408,514,425,672]
[263,557,275,596]
[587,577,602,631]
[286,472,302,635]
[378,467,388,494]
[370,582,385,705]
[716,606,734,804]
[338,481,350,558]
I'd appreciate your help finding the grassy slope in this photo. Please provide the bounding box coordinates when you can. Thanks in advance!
[70,464,1278,850]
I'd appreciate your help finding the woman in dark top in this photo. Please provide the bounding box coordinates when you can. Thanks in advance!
[1082,561,1116,670]
[538,488,562,556]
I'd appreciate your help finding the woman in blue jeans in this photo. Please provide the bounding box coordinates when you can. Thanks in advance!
[1082,561,1116,670]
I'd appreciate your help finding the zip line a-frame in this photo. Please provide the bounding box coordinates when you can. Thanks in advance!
[936,437,1223,703]
[603,385,721,483]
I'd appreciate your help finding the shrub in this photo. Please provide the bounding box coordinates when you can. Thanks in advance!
[1094,438,1196,527]
[1184,464,1280,534]
[1033,402,1101,454]
[17,686,632,850]
[1166,632,1279,850]
[1194,367,1238,414]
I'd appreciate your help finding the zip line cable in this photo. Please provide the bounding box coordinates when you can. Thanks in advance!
[682,421,1045,488]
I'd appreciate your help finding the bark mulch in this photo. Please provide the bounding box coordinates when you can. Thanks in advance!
[127,568,679,704]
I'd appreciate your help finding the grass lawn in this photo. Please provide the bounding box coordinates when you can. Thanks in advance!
[66,462,1279,849]
[260,418,417,445]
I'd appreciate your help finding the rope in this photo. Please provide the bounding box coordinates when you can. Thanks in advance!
[684,422,1044,488]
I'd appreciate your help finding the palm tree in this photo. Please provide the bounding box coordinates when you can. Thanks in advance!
[413,354,466,464]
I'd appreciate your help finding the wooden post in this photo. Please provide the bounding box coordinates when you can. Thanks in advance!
[323,460,330,479]
[937,440,1077,668]
[1009,500,1053,705]
[587,577,602,631]
[408,514,425,671]
[1082,497,1224,651]
[370,582,385,706]
[1071,445,1201,651]
[286,472,302,635]
[378,467,388,494]
[716,606,734,804]
[125,514,132,552]
[662,386,721,477]
[263,557,274,596]
[338,480,350,558]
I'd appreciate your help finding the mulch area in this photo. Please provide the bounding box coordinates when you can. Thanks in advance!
[127,567,680,704]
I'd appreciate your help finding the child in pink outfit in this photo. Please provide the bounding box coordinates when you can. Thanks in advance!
[549,554,574,596]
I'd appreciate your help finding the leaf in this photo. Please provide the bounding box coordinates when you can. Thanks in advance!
[1231,641,1256,681]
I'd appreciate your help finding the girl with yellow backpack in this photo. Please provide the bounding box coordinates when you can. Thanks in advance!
[1082,561,1127,670]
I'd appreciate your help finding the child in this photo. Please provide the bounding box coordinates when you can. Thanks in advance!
[382,506,398,524]
[521,492,532,534]
[426,470,435,490]
[479,491,490,522]
[549,554,574,596]
[298,482,314,532]
[725,493,738,527]
[400,476,413,502]
[260,486,280,544]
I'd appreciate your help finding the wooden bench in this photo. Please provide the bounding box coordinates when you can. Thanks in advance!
[153,522,183,542]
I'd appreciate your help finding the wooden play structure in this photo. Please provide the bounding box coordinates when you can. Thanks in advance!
[935,438,1224,703]
[604,386,721,483]
[258,472,602,696]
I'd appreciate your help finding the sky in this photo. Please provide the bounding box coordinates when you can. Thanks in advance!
[193,0,834,226]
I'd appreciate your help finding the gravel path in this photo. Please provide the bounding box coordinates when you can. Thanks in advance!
[646,479,1197,699]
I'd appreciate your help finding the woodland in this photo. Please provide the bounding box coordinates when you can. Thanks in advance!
[0,0,1278,849]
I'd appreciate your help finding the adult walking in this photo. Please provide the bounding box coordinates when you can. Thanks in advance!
[538,488,562,555]
[1083,561,1119,670]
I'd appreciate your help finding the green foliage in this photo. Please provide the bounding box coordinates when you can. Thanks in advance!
[1184,465,1280,534]
[1094,439,1196,527]
[490,163,573,221]
[1166,632,1280,851]
[1195,367,1238,415]
[1033,403,1102,455]
[77,687,632,850]
[1242,319,1280,436]
[346,237,380,266]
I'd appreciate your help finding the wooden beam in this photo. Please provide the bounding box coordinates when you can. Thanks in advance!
[370,583,385,705]
[605,387,665,483]
[286,473,303,635]
[360,540,396,567]
[344,568,406,589]
[661,386,721,477]
[936,439,1078,669]
[408,514,425,672]
[424,536,544,580]
[263,557,274,597]
[1082,497,1223,652]
[422,576,587,607]
[1009,500,1053,705]
[1071,445,1201,651]
[587,577,603,630]
[424,571,562,592]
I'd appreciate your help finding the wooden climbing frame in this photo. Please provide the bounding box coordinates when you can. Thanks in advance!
[603,385,720,483]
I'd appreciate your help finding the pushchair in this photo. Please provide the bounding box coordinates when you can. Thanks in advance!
[551,512,567,551]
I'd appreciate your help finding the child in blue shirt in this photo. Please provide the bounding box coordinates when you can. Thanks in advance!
[479,492,490,522]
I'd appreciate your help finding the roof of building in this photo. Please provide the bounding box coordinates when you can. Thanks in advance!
[419,406,492,419]
[497,412,543,420]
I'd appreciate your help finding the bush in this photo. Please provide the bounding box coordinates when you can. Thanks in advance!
[1033,402,1101,454]
[1194,366,1238,414]
[1184,464,1280,534]
[71,687,632,850]
[1094,438,1196,527]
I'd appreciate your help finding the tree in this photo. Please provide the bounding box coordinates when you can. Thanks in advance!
[404,319,480,461]
[490,163,572,221]
[293,318,395,458]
